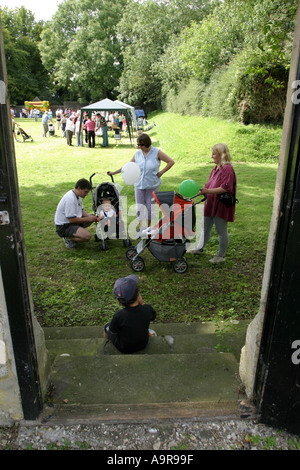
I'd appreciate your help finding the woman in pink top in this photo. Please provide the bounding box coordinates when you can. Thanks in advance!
[85,116,96,148]
[189,143,237,263]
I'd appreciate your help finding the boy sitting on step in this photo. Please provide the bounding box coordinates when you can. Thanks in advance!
[104,275,156,353]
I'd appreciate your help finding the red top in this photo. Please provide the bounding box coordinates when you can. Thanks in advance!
[203,164,236,222]
[85,119,95,131]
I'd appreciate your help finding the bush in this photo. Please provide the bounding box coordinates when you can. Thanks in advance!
[164,46,288,124]
[163,79,205,115]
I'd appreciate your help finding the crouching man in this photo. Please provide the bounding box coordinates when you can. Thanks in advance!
[54,178,100,249]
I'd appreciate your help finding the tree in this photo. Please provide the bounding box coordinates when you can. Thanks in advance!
[117,0,216,107]
[1,7,51,104]
[158,0,298,123]
[39,0,127,103]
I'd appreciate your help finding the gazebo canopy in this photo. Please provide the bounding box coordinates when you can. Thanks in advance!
[114,99,137,129]
[80,98,134,144]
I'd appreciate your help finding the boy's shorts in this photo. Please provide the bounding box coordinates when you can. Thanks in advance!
[104,322,119,348]
[56,223,81,238]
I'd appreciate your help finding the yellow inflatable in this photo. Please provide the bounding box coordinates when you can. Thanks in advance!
[24,100,50,112]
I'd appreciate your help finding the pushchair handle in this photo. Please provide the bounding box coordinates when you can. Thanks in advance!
[193,194,207,204]
[106,172,114,183]
[91,172,115,185]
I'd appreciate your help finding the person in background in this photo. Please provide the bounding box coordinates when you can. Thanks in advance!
[85,115,96,148]
[122,114,127,132]
[99,113,108,147]
[56,109,62,131]
[42,111,51,137]
[61,113,68,137]
[11,110,19,142]
[75,111,83,147]
[65,114,75,146]
[83,112,89,144]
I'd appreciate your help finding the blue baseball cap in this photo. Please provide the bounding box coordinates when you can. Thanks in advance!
[113,275,140,302]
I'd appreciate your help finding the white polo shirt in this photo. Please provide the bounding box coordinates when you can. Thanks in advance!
[54,190,83,225]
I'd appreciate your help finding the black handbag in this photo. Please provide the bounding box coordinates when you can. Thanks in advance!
[219,193,239,208]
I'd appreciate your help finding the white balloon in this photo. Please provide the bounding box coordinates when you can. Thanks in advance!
[121,162,141,185]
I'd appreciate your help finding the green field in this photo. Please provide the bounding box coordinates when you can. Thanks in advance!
[13,112,281,327]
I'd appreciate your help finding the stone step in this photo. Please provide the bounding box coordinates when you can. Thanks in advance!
[43,320,249,340]
[43,320,249,363]
[41,321,249,422]
[43,352,240,421]
[45,333,241,362]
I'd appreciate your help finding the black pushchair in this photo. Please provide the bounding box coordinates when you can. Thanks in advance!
[48,122,55,136]
[126,191,205,273]
[17,126,33,142]
[90,173,131,250]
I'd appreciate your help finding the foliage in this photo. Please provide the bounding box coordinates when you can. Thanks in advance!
[13,112,281,327]
[1,0,298,121]
[161,0,297,123]
[38,0,127,103]
[1,7,51,104]
[116,0,214,107]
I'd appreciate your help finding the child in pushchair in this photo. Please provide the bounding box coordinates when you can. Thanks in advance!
[126,190,205,273]
[90,173,131,251]
[98,198,116,233]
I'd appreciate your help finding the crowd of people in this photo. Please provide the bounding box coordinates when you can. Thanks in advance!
[12,105,132,148]
[40,108,129,147]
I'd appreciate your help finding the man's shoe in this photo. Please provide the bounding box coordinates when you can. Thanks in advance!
[209,255,225,264]
[63,238,76,249]
[189,248,204,255]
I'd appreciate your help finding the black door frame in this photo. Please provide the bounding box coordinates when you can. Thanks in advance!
[255,45,300,433]
[0,22,43,420]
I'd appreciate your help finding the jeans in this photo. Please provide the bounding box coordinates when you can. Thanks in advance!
[102,126,108,147]
[135,186,160,224]
[76,131,83,147]
[87,130,95,147]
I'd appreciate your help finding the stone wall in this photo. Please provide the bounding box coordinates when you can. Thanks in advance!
[0,268,23,425]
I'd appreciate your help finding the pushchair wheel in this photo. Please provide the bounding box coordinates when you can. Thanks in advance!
[99,240,108,251]
[131,256,145,272]
[173,258,188,274]
[123,238,132,247]
[126,247,137,260]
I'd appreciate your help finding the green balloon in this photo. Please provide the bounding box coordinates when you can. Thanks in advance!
[179,179,200,198]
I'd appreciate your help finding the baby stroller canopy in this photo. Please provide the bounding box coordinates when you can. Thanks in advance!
[153,191,196,239]
[126,190,202,273]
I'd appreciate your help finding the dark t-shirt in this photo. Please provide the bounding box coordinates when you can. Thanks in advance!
[109,304,156,353]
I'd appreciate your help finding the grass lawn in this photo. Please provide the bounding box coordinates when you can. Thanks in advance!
[13,112,281,327]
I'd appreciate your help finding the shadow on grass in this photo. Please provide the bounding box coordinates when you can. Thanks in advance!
[19,162,278,327]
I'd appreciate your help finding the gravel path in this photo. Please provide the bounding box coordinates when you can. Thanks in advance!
[1,417,299,450]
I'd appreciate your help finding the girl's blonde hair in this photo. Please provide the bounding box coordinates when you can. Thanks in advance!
[212,143,232,166]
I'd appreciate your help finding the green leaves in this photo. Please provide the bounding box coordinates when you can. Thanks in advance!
[2,6,51,103]
[38,0,126,102]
